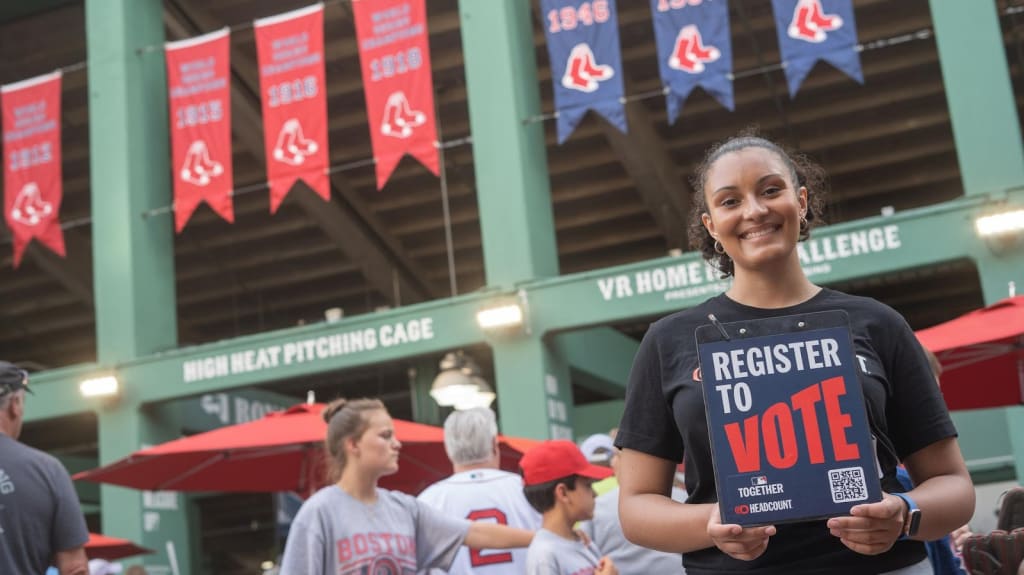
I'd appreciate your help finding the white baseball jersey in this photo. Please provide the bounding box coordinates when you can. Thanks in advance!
[418,468,542,575]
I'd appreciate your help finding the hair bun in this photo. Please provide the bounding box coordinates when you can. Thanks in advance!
[322,398,348,424]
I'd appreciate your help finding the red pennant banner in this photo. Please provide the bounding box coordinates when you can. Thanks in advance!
[166,28,234,233]
[2,71,65,267]
[353,0,439,189]
[254,3,330,213]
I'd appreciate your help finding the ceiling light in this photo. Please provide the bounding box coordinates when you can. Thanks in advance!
[79,375,119,398]
[430,351,495,409]
[476,304,523,330]
[453,377,496,410]
[975,209,1024,237]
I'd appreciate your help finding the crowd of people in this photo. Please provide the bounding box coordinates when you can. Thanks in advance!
[277,134,1019,575]
[3,133,1023,575]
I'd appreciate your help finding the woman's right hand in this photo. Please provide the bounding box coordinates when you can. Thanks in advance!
[706,502,777,561]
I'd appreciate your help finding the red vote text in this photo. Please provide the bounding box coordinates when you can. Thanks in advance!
[724,376,859,473]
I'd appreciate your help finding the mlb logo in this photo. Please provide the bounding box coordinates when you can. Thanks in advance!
[751,476,768,486]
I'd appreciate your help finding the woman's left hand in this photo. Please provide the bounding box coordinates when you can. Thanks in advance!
[826,493,905,555]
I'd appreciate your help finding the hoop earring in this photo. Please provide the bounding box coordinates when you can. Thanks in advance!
[799,216,809,235]
[714,240,725,254]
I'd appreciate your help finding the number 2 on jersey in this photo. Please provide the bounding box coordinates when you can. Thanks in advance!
[467,508,513,566]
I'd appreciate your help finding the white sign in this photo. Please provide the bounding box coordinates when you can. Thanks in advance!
[594,225,903,301]
[182,316,435,383]
[798,224,902,277]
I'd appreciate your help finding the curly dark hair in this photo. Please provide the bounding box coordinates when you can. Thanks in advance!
[687,131,828,277]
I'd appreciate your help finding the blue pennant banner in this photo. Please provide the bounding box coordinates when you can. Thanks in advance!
[541,0,627,143]
[771,0,863,97]
[650,0,734,124]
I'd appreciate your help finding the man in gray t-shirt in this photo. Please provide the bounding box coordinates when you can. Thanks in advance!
[578,432,686,574]
[580,486,687,574]
[281,485,471,574]
[0,362,89,575]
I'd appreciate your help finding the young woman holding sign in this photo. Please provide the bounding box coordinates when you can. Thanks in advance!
[615,133,974,575]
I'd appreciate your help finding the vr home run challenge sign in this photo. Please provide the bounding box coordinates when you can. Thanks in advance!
[696,310,881,526]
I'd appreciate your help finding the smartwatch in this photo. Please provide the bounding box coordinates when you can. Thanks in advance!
[893,492,922,538]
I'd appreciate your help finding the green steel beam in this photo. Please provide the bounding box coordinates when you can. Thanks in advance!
[57,454,100,505]
[126,296,488,404]
[929,0,1024,196]
[88,0,177,363]
[554,328,639,397]
[1007,406,1024,482]
[156,389,295,434]
[27,192,1024,423]
[408,357,444,426]
[25,294,491,421]
[953,408,1013,471]
[24,363,96,421]
[975,251,1024,305]
[459,0,573,438]
[490,337,575,440]
[80,503,101,516]
[573,400,625,439]
[97,403,197,575]
[527,194,1021,333]
[86,0,186,572]
[458,0,559,286]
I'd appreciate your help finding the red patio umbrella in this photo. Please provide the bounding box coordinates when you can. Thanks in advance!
[74,403,537,496]
[85,532,153,561]
[916,295,1024,410]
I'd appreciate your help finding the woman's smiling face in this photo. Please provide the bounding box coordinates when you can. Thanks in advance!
[701,146,808,274]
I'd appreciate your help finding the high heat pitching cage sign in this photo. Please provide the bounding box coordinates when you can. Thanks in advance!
[696,310,882,526]
[2,71,65,267]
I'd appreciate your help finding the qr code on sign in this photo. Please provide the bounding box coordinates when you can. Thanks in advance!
[828,466,868,503]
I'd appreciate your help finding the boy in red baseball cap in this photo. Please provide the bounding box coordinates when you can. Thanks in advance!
[520,439,618,575]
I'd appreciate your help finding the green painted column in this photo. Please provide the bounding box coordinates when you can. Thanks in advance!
[408,358,444,426]
[929,0,1024,195]
[1006,406,1024,483]
[975,252,1024,305]
[97,404,197,575]
[459,0,570,438]
[574,400,626,439]
[458,0,559,285]
[491,337,575,440]
[553,328,638,398]
[85,0,184,571]
[88,1,177,357]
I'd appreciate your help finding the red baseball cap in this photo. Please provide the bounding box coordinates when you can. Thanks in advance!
[520,440,614,486]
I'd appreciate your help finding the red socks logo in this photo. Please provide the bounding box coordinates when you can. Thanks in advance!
[561,43,615,93]
[10,182,53,226]
[787,0,843,43]
[380,91,426,139]
[180,140,224,186]
[272,118,319,166]
[669,24,720,74]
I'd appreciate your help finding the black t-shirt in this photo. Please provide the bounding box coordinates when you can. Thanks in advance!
[616,288,956,575]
